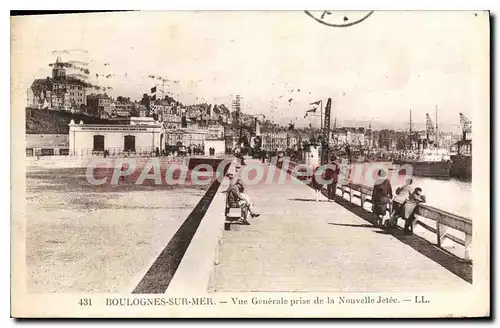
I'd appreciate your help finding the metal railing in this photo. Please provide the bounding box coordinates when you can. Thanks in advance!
[26,148,70,157]
[283,160,473,261]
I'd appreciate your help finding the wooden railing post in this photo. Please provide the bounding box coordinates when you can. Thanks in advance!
[436,217,441,247]
[437,221,449,247]
[464,233,472,260]
[411,216,419,232]
[348,183,353,203]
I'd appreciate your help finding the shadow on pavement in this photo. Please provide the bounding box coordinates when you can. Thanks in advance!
[289,198,330,202]
[332,192,472,284]
[285,174,473,284]
[328,223,376,229]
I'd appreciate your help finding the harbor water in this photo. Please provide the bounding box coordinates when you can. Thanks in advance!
[349,163,472,219]
[404,175,471,218]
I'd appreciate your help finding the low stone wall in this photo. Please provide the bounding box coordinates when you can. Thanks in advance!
[165,159,236,294]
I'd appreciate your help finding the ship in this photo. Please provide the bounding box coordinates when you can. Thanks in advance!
[450,153,472,180]
[393,149,451,179]
[392,108,451,179]
[449,113,472,180]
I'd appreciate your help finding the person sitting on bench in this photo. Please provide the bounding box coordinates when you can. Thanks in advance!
[224,176,260,224]
[234,179,260,218]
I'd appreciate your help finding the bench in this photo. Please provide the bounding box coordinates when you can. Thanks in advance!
[224,193,248,230]
[224,207,248,231]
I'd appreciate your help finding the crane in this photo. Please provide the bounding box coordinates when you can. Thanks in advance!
[425,113,436,143]
[425,113,435,133]
[459,113,472,141]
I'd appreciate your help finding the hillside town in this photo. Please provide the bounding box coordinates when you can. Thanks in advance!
[26,55,469,165]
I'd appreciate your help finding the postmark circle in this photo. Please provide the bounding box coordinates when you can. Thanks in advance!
[304,11,374,28]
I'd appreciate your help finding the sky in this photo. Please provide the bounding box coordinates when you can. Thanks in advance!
[11,11,489,132]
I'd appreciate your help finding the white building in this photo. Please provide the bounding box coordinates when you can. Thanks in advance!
[68,118,163,156]
[287,135,299,150]
[206,124,224,139]
[165,128,207,148]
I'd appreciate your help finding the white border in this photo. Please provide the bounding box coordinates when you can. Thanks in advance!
[4,1,497,326]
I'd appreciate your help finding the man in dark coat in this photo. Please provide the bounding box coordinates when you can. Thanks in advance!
[324,156,340,202]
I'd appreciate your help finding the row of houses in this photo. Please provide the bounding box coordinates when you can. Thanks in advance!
[257,127,370,152]
[256,127,460,152]
[27,60,150,118]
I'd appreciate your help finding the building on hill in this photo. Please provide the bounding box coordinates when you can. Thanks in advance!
[87,93,112,110]
[103,97,135,118]
[28,58,88,112]
[150,99,178,119]
[113,102,134,117]
[137,104,148,117]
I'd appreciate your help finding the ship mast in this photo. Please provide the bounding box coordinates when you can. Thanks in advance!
[435,105,439,148]
[409,109,412,133]
[409,109,412,150]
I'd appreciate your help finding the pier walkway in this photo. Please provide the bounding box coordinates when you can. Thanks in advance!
[210,159,471,292]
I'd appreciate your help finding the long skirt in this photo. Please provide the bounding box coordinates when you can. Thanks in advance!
[372,203,387,216]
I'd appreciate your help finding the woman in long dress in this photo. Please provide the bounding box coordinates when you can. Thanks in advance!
[371,169,393,227]
[311,166,325,202]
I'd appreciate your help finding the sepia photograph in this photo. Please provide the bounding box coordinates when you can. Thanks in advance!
[10,10,490,318]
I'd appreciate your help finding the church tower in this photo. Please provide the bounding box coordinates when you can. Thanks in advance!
[52,56,66,80]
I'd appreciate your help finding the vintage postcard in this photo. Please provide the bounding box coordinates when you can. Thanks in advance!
[11,11,490,318]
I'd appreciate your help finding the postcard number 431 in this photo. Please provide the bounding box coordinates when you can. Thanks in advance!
[78,298,93,306]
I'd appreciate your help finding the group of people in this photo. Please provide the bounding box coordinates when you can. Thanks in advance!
[222,155,426,233]
[311,159,426,234]
[208,147,216,156]
[311,156,341,202]
[371,171,426,235]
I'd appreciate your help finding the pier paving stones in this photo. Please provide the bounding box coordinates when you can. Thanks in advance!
[212,160,471,292]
